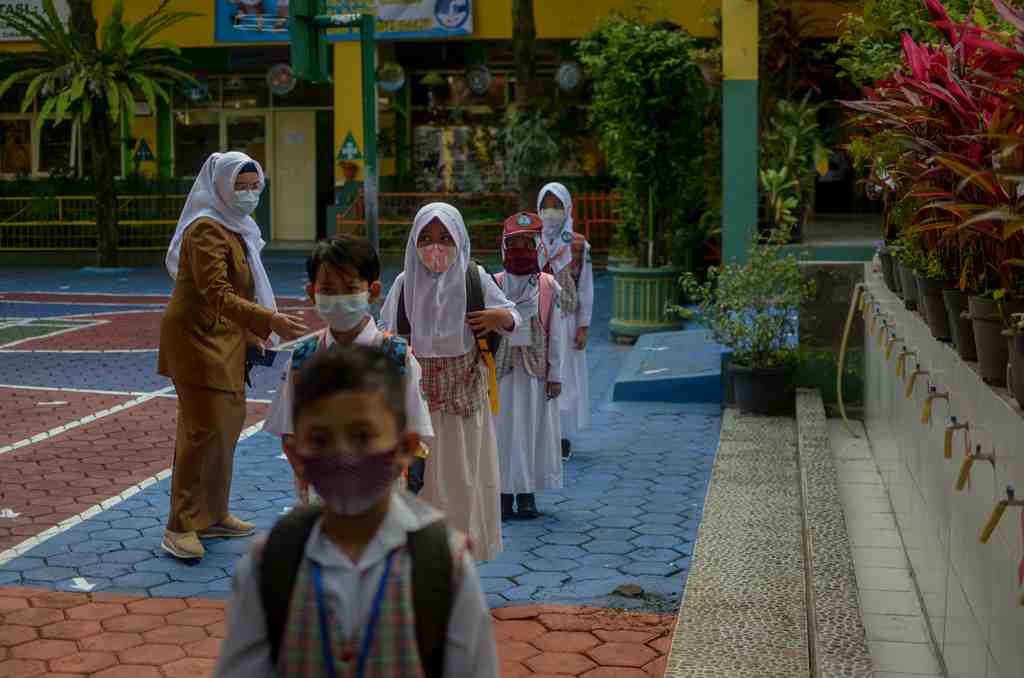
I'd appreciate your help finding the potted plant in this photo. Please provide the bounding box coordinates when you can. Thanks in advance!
[916,250,952,341]
[892,237,922,311]
[760,95,830,242]
[578,13,712,343]
[1004,313,1024,406]
[681,227,815,415]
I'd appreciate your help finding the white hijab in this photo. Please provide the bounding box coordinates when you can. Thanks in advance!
[402,202,474,358]
[165,151,277,316]
[537,182,574,274]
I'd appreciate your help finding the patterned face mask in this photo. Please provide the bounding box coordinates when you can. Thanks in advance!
[417,243,456,274]
[301,449,399,516]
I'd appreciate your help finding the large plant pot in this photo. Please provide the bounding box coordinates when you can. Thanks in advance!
[609,265,684,344]
[918,277,952,341]
[879,247,897,293]
[1004,331,1024,407]
[913,274,931,325]
[730,364,794,416]
[943,289,977,360]
[968,296,1009,385]
[896,262,918,310]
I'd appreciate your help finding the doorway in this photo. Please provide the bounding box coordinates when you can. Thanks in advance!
[272,110,317,243]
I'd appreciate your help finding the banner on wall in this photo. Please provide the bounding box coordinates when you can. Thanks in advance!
[0,0,70,42]
[215,0,472,43]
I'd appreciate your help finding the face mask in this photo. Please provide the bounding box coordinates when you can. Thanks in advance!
[233,189,261,215]
[315,292,370,332]
[503,247,540,276]
[418,243,456,274]
[540,208,565,232]
[302,449,399,516]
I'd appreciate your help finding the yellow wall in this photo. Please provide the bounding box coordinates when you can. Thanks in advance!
[0,0,850,50]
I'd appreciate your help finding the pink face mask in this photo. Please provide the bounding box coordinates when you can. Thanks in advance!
[301,449,399,516]
[418,243,456,274]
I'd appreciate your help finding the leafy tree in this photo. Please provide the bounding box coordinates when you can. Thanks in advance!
[0,0,196,267]
[577,12,711,267]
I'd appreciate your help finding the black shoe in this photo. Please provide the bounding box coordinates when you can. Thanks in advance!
[516,493,539,520]
[501,494,515,522]
[561,438,572,461]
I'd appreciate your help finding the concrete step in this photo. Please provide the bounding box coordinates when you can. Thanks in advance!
[611,329,727,404]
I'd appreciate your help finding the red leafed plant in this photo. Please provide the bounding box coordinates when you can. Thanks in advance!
[842,0,1024,296]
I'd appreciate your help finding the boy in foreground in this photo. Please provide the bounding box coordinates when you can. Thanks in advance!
[214,345,498,677]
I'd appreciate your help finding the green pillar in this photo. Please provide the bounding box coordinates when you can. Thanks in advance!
[722,0,759,264]
[157,98,172,179]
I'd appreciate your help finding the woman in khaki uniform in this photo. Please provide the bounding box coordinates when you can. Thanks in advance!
[159,151,306,560]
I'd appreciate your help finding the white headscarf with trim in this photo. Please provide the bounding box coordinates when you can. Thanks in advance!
[165,151,277,315]
[402,202,474,358]
[537,182,574,274]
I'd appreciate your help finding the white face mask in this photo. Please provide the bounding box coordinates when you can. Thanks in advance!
[315,292,370,332]
[233,189,261,215]
[540,208,565,233]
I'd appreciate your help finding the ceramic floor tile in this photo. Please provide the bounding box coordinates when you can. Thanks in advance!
[849,528,904,549]
[856,566,915,592]
[869,640,944,675]
[853,546,910,569]
[862,614,932,644]
[860,590,923,616]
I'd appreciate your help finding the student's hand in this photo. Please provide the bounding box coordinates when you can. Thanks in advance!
[270,312,309,341]
[466,309,514,335]
[246,333,268,351]
[574,326,589,350]
[546,382,562,399]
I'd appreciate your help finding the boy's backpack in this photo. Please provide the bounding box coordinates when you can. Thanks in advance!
[261,505,454,677]
[396,259,501,356]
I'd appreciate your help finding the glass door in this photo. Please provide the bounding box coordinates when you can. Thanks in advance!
[224,112,270,173]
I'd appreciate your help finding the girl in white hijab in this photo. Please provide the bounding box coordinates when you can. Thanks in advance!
[158,151,307,561]
[492,212,566,522]
[380,202,520,561]
[537,183,594,460]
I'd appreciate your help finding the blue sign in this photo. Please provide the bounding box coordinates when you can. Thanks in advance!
[134,139,155,162]
[214,0,474,44]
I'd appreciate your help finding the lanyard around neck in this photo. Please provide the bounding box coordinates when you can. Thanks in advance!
[310,548,397,678]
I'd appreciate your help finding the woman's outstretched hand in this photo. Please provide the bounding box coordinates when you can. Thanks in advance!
[270,312,309,340]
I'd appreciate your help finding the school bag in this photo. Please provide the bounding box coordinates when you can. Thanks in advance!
[395,259,501,356]
[260,505,454,677]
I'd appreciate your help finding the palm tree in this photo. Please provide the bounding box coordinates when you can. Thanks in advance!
[0,0,196,267]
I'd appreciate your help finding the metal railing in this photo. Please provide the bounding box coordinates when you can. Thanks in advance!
[336,191,622,254]
[0,195,185,251]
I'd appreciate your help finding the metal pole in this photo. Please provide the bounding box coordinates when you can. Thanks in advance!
[360,14,379,255]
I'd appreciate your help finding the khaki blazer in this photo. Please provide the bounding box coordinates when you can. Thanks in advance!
[158,219,275,394]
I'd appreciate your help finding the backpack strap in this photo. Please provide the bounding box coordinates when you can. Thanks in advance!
[538,273,554,335]
[410,520,454,678]
[396,278,411,340]
[262,505,323,666]
[465,260,500,415]
[379,332,409,375]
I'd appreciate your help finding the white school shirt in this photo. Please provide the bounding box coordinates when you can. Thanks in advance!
[212,491,498,678]
[574,251,595,329]
[378,265,522,343]
[263,319,434,443]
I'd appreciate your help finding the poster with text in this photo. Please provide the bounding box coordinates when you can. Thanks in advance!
[0,0,70,42]
[215,0,472,43]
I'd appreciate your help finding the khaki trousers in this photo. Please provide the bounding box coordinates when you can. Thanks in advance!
[167,381,246,533]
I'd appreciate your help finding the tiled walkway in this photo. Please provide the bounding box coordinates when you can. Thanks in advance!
[1,257,722,675]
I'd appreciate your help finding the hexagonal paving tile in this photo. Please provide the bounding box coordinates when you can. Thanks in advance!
[586,641,658,668]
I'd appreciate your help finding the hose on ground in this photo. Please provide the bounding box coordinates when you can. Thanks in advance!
[837,282,866,439]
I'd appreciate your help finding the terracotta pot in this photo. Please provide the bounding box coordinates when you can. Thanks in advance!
[968,296,1009,385]
[897,262,918,310]
[918,277,952,341]
[943,289,977,360]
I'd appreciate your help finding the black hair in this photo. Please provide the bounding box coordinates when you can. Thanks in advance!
[239,161,259,174]
[293,345,407,430]
[306,235,381,285]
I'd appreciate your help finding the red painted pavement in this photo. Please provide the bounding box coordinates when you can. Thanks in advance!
[0,589,674,677]
[0,398,267,552]
[0,389,131,448]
